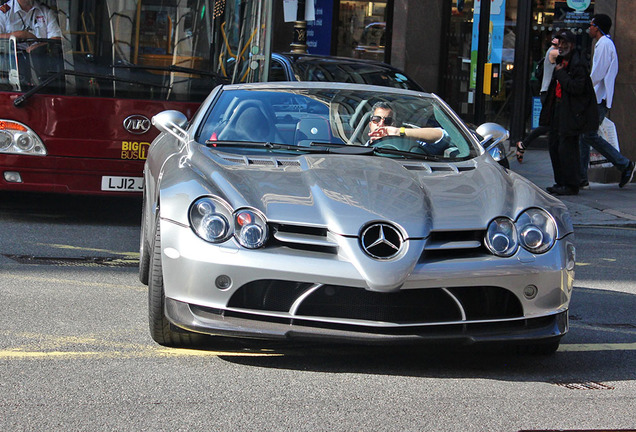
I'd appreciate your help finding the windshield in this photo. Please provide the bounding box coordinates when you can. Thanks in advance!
[197,87,480,161]
[0,0,270,101]
[287,58,421,91]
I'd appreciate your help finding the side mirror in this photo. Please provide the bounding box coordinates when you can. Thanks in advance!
[476,122,510,162]
[152,110,188,142]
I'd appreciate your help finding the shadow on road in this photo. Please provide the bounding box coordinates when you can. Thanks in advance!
[0,191,142,226]
[182,286,636,384]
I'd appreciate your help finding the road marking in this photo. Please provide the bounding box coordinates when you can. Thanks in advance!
[578,224,636,231]
[559,342,636,352]
[1,341,634,360]
[0,348,281,360]
[36,243,140,260]
[0,350,105,359]
[0,331,282,360]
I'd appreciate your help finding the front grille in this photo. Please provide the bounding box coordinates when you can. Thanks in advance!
[227,280,522,325]
[447,287,522,319]
[227,280,314,311]
[296,285,460,323]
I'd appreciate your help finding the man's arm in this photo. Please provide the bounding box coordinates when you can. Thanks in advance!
[554,63,589,96]
[369,126,444,142]
[44,7,62,39]
[590,39,614,87]
[0,30,36,39]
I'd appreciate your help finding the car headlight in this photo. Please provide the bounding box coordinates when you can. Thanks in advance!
[485,209,557,257]
[189,197,269,248]
[516,208,556,254]
[234,208,268,249]
[189,197,233,243]
[485,217,518,257]
[0,120,47,155]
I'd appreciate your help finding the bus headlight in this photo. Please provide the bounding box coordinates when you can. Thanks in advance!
[0,120,47,155]
[0,131,12,151]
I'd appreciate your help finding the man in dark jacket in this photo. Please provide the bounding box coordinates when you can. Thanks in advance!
[545,30,599,196]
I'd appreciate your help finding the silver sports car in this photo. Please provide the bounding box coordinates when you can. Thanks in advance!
[139,82,575,353]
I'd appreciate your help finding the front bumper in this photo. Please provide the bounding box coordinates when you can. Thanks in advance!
[166,297,569,345]
[160,220,575,344]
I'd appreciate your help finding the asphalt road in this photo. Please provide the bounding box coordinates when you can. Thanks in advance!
[0,192,635,431]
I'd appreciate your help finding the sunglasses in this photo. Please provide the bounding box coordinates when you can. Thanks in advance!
[370,115,395,126]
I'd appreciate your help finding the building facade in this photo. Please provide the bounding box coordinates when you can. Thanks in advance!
[273,0,635,181]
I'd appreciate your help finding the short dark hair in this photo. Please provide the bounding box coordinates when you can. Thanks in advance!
[592,14,612,35]
[371,101,395,113]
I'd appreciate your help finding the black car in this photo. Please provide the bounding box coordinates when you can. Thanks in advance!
[269,53,423,91]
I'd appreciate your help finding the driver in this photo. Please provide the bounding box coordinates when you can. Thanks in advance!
[0,0,62,52]
[367,101,446,148]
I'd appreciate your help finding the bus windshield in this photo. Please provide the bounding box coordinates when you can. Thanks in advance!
[0,0,273,196]
[0,0,271,102]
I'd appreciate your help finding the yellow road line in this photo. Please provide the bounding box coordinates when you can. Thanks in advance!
[1,342,634,360]
[559,342,636,352]
[36,243,139,259]
[0,348,281,360]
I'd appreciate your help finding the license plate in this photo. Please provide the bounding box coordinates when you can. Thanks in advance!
[101,176,144,192]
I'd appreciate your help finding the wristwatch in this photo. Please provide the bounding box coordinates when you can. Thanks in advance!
[399,127,406,136]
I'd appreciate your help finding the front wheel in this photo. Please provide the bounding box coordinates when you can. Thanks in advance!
[138,202,150,285]
[148,217,205,347]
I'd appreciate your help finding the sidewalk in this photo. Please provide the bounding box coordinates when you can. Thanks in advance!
[510,148,636,226]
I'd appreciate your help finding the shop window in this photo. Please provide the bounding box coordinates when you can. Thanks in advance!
[336,1,387,62]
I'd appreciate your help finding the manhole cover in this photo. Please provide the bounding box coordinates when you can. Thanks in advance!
[554,381,615,390]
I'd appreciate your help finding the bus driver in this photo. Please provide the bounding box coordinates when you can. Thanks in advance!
[0,0,62,52]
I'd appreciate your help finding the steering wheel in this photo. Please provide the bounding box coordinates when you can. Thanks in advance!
[370,135,424,153]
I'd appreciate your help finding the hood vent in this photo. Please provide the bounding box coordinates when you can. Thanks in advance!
[220,155,301,168]
[402,162,476,174]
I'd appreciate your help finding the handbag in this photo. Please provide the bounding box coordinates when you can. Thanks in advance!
[589,117,620,168]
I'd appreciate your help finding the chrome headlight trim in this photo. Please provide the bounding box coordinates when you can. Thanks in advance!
[189,196,234,243]
[516,208,557,254]
[233,208,269,249]
[485,217,519,257]
[0,119,47,155]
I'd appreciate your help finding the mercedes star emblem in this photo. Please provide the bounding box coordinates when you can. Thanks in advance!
[360,223,403,260]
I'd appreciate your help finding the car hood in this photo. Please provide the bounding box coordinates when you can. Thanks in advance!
[188,149,555,238]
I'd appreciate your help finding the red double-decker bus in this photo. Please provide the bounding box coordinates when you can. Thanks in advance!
[0,0,272,194]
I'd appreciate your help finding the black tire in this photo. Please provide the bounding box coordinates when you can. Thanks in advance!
[138,205,150,285]
[148,218,205,347]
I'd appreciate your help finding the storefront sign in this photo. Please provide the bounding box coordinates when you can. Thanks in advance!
[306,0,333,55]
[532,97,541,129]
[554,1,593,27]
[567,0,591,12]
[470,0,506,89]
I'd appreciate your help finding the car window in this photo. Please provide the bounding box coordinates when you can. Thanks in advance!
[290,60,422,91]
[269,59,288,82]
[196,88,478,160]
